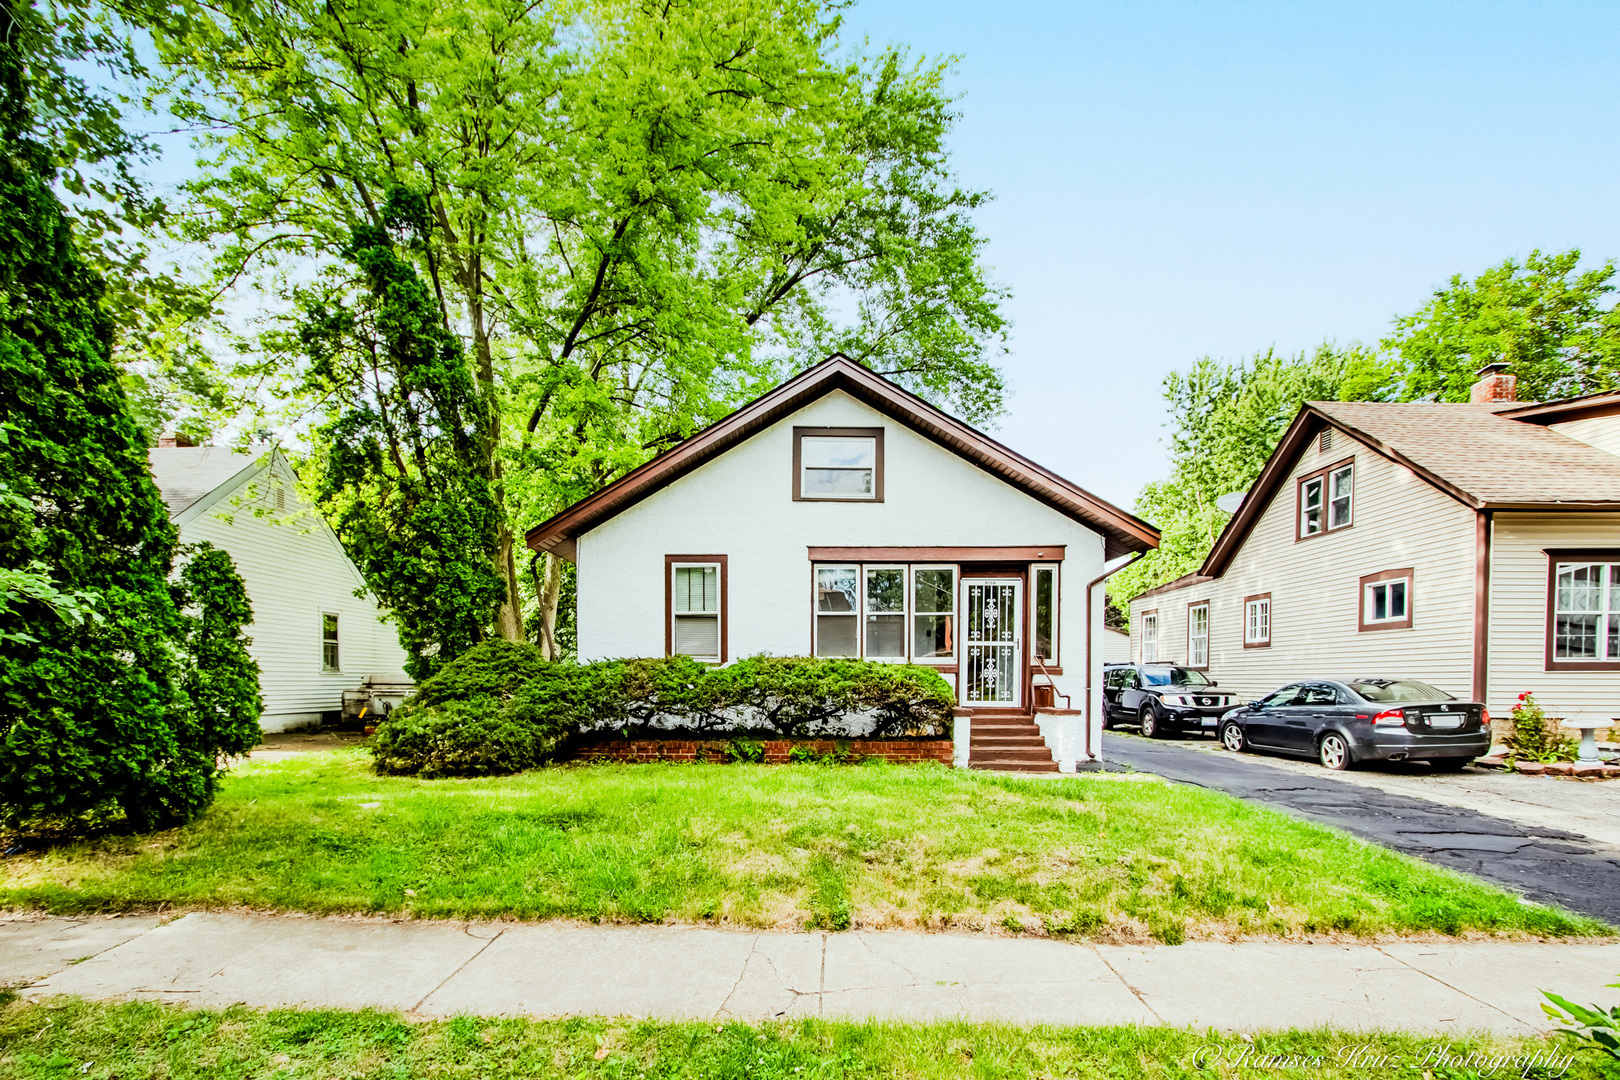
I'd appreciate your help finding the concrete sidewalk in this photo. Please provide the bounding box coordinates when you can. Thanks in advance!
[4,914,1618,1034]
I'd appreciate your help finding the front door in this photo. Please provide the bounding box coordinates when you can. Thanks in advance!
[963,578,1021,707]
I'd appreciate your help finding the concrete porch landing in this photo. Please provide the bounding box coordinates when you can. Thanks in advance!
[6,913,1618,1034]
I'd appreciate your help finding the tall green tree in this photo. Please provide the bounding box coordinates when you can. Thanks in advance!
[150,0,1009,658]
[300,192,507,679]
[0,2,260,830]
[1386,248,1620,403]
[1109,345,1393,614]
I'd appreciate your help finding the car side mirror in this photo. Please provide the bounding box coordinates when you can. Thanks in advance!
[1248,700,1261,709]
[1209,681,1219,687]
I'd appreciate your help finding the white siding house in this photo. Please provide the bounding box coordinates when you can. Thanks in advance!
[1129,375,1620,734]
[526,356,1158,771]
[149,445,410,731]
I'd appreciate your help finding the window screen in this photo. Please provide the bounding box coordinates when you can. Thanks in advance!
[672,565,720,659]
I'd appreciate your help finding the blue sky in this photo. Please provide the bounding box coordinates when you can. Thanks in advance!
[833,1,1620,508]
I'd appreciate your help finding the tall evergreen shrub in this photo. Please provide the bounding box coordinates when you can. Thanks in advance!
[0,36,260,830]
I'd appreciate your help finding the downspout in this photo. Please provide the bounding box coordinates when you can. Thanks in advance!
[1085,552,1143,762]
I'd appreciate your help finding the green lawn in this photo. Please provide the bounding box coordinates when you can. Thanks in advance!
[0,999,1600,1080]
[0,750,1604,941]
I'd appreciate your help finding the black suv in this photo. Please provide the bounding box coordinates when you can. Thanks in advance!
[1102,663,1239,738]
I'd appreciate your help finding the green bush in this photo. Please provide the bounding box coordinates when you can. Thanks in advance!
[407,639,550,710]
[371,701,540,778]
[717,656,953,738]
[371,653,955,779]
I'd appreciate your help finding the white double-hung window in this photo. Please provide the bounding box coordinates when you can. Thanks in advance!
[815,565,860,656]
[864,566,907,659]
[1299,461,1353,537]
[1244,595,1270,646]
[671,561,722,661]
[1187,602,1210,668]
[1141,612,1158,662]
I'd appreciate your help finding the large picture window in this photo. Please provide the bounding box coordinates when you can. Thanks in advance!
[667,555,727,662]
[1187,602,1209,669]
[814,563,963,663]
[793,427,884,501]
[1546,552,1620,669]
[1297,458,1354,539]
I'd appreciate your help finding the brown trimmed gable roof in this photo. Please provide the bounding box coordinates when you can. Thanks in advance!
[1201,399,1620,578]
[525,355,1160,561]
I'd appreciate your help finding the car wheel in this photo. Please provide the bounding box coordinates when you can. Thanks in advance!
[1139,705,1161,739]
[1220,720,1247,753]
[1318,732,1353,771]
[1429,757,1472,772]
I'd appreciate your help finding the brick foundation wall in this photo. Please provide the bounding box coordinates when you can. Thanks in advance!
[566,737,954,765]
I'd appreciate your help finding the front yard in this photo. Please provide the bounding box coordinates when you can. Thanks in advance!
[0,752,1604,941]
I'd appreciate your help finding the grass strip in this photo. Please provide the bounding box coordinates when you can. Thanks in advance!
[0,752,1606,940]
[0,998,1601,1080]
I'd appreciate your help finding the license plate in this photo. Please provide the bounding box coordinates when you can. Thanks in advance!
[1429,715,1463,729]
[1202,717,1218,727]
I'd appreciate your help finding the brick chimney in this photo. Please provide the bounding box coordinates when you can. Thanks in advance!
[157,431,198,448]
[1469,363,1517,404]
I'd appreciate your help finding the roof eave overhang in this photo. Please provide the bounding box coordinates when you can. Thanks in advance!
[1477,501,1620,512]
[525,357,1160,561]
[1497,393,1620,425]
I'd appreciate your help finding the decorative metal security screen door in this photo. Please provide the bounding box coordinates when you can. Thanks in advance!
[963,579,1022,706]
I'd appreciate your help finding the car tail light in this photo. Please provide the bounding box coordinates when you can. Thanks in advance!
[1372,708,1406,727]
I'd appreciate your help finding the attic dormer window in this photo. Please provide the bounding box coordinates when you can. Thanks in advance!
[793,427,884,502]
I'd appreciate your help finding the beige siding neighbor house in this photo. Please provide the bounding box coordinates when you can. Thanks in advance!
[149,442,410,731]
[1129,368,1620,730]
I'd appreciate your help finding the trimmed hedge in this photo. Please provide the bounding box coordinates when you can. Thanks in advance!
[370,646,955,778]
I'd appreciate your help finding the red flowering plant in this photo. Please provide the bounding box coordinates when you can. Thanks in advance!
[1504,692,1577,766]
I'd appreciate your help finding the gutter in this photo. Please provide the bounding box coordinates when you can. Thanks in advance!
[1084,551,1143,761]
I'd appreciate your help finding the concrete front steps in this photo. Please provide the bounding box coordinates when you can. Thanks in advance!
[966,710,1059,773]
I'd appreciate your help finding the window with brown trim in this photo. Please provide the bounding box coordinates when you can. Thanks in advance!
[1243,593,1271,648]
[1358,568,1413,631]
[813,562,959,666]
[1545,550,1620,670]
[1296,457,1354,540]
[1140,610,1159,662]
[1186,601,1209,669]
[667,555,727,663]
[1032,564,1058,664]
[793,427,884,501]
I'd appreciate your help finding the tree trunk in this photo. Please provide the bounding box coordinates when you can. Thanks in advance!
[532,552,563,659]
[494,525,525,642]
[464,263,524,643]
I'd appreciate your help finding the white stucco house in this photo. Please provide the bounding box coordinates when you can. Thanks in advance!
[1128,367,1620,730]
[525,356,1159,771]
[149,441,411,732]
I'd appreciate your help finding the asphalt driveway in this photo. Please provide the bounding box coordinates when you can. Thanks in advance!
[1104,733,1620,926]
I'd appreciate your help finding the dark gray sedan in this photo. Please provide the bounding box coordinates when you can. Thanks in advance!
[1218,679,1490,771]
